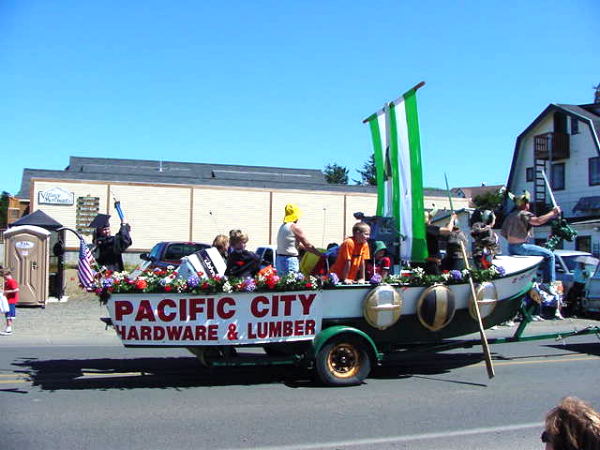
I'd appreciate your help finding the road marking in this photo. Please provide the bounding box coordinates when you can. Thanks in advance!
[77,371,144,378]
[245,422,544,449]
[477,355,599,367]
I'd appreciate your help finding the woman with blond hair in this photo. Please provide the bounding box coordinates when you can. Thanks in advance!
[541,396,600,450]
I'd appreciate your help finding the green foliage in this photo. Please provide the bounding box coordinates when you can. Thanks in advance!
[0,191,10,226]
[354,155,376,185]
[473,189,504,210]
[323,163,349,184]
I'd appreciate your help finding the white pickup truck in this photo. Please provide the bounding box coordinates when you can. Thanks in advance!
[584,263,600,315]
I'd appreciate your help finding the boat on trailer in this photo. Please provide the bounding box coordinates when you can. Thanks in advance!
[99,255,555,386]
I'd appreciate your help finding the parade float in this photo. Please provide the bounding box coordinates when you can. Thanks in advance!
[77,83,597,386]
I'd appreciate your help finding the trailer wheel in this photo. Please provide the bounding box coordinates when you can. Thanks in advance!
[315,335,371,386]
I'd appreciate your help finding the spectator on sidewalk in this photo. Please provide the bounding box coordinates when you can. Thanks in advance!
[1,268,19,335]
[541,396,600,449]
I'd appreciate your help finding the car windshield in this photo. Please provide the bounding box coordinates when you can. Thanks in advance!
[561,255,593,272]
[164,243,206,261]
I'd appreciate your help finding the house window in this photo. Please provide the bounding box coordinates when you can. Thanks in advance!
[554,112,567,133]
[551,163,565,191]
[590,157,600,186]
[526,167,534,182]
[576,236,591,254]
[571,117,579,135]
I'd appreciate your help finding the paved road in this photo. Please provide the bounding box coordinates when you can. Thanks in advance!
[1,297,599,449]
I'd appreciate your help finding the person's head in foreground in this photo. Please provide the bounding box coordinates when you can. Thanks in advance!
[542,396,600,450]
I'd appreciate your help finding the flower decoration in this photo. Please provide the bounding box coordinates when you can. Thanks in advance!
[449,270,463,281]
[369,273,382,285]
[88,262,508,303]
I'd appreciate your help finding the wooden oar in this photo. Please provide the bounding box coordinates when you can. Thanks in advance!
[460,241,495,379]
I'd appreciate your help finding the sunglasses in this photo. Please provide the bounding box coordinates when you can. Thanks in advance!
[541,430,552,444]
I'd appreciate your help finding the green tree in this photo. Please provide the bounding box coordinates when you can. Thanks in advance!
[473,189,504,210]
[323,163,349,184]
[354,155,376,185]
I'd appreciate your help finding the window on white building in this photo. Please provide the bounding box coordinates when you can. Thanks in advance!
[551,163,565,191]
[526,167,534,182]
[589,157,600,186]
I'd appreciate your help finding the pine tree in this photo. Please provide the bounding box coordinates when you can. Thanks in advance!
[323,163,349,184]
[354,155,376,185]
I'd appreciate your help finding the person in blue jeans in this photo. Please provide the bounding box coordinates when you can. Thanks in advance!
[501,193,561,284]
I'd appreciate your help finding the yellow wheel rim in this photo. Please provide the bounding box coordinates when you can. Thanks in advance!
[327,343,360,379]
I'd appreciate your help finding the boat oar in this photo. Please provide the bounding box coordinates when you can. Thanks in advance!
[459,241,495,379]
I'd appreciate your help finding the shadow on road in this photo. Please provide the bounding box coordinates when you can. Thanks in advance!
[13,337,598,392]
[10,350,496,391]
[12,356,316,391]
[371,351,488,386]
[544,342,600,356]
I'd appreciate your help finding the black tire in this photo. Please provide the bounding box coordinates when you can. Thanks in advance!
[315,335,371,387]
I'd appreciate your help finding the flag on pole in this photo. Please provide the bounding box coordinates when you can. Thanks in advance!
[78,238,97,290]
[364,83,428,263]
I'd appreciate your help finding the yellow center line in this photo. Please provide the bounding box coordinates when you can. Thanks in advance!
[76,371,143,378]
[474,355,599,367]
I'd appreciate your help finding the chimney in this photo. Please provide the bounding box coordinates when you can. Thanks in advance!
[595,82,600,104]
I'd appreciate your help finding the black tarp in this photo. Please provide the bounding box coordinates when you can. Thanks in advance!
[9,209,64,230]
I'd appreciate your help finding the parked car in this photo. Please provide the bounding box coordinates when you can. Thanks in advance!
[140,241,211,270]
[255,245,276,269]
[554,249,595,293]
[583,262,600,315]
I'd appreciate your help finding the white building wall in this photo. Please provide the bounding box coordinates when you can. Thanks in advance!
[28,179,469,262]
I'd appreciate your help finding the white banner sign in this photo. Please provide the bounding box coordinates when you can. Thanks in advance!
[38,187,74,205]
[108,291,322,346]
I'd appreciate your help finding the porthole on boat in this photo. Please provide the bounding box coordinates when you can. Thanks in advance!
[362,285,403,330]
[416,284,456,331]
[468,282,498,321]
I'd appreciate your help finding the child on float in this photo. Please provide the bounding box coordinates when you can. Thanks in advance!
[366,241,391,280]
[330,222,371,284]
[212,234,229,263]
[225,230,261,278]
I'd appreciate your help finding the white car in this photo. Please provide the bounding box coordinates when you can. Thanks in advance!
[554,249,595,293]
[583,262,600,315]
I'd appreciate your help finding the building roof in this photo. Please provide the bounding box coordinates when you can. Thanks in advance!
[9,209,63,230]
[452,185,503,200]
[505,103,600,194]
[17,156,464,201]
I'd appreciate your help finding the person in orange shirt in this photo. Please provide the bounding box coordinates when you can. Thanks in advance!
[330,222,371,284]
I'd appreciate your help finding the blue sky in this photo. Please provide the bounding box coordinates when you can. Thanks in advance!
[1,1,598,195]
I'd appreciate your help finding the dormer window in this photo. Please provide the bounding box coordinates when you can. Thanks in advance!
[571,117,579,135]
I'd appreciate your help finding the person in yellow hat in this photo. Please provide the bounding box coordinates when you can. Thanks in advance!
[276,204,321,274]
[501,192,560,284]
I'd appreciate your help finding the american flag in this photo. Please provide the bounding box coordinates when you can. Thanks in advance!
[78,238,97,290]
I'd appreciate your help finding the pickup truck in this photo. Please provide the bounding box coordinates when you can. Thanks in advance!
[139,241,210,270]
